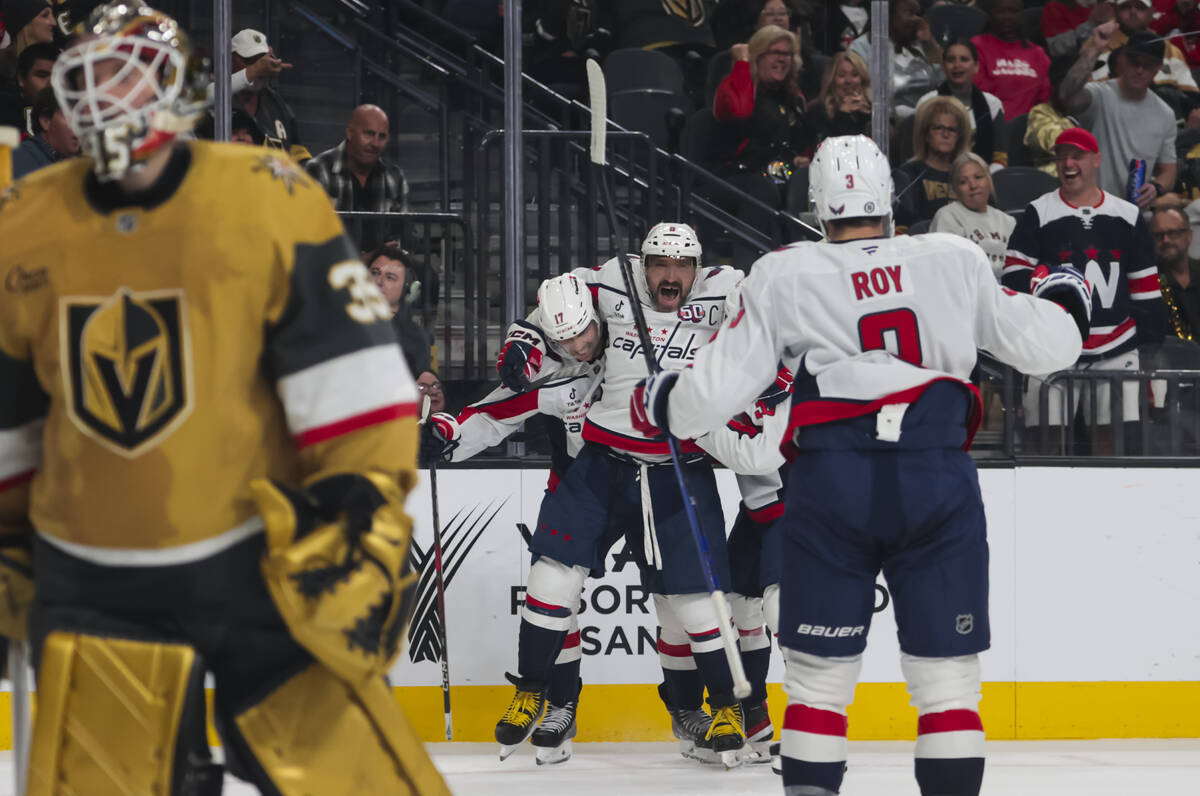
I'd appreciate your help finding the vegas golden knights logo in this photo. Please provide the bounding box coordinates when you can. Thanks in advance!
[661,0,706,26]
[61,288,193,457]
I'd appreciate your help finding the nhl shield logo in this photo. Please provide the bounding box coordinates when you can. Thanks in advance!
[61,288,194,458]
[955,614,974,635]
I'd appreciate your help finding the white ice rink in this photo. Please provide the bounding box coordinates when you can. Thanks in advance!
[0,740,1196,795]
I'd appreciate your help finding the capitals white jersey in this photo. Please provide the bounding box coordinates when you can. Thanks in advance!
[665,233,1083,449]
[572,255,744,460]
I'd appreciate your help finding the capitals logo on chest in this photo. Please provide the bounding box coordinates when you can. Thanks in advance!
[60,288,194,458]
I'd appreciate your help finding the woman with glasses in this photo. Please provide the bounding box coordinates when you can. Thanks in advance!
[916,39,1008,171]
[713,24,811,207]
[893,95,972,233]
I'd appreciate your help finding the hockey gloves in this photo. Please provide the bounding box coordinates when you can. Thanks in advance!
[631,370,679,438]
[753,364,794,419]
[418,412,460,467]
[496,326,547,391]
[1031,264,1092,342]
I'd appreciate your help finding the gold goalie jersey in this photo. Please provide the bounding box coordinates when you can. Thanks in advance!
[0,142,419,558]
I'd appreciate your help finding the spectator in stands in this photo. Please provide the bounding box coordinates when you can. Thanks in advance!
[609,0,715,52]
[1059,23,1177,205]
[523,0,613,100]
[0,0,53,58]
[826,0,869,53]
[917,39,1007,170]
[1004,126,1166,454]
[1024,60,1079,177]
[367,244,433,376]
[1089,0,1199,121]
[931,151,1016,278]
[713,24,810,207]
[848,0,943,119]
[1041,0,1114,59]
[11,85,76,177]
[0,39,54,133]
[709,0,825,100]
[196,108,266,146]
[1149,0,1200,67]
[230,29,309,162]
[1152,204,1200,339]
[307,104,409,247]
[893,96,972,233]
[416,371,447,415]
[803,50,871,149]
[972,0,1052,118]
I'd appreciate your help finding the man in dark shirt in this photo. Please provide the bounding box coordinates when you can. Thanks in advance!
[230,28,307,161]
[1152,204,1200,341]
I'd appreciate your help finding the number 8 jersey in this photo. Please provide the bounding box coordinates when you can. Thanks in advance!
[663,232,1083,451]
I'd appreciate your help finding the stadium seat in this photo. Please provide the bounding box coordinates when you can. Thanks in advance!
[609,88,692,151]
[604,48,685,94]
[681,108,738,170]
[992,166,1059,213]
[906,219,933,235]
[1005,113,1033,167]
[924,4,987,44]
[897,113,917,165]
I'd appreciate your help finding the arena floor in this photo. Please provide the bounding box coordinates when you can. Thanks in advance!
[1,739,1196,794]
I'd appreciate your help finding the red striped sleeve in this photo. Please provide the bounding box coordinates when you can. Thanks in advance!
[293,402,417,449]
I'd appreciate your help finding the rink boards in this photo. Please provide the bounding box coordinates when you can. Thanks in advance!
[1,466,1197,747]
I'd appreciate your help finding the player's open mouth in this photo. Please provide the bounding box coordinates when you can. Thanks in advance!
[658,285,680,302]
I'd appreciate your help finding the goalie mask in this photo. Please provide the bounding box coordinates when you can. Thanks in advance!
[51,2,209,181]
[809,134,894,237]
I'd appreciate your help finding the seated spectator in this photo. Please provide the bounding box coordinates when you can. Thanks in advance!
[1089,0,1199,120]
[893,96,972,233]
[195,108,266,146]
[306,104,409,248]
[803,50,871,150]
[416,371,447,415]
[1041,0,1114,59]
[1059,23,1177,206]
[826,0,869,53]
[230,29,309,161]
[1152,203,1200,340]
[848,0,943,119]
[931,151,1016,278]
[709,1,825,101]
[609,0,715,52]
[12,84,76,178]
[972,0,1052,118]
[916,39,1007,170]
[523,0,613,101]
[714,24,810,196]
[1149,0,1200,67]
[367,244,433,376]
[0,0,53,116]
[3,40,55,134]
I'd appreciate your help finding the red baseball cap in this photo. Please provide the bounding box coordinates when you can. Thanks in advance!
[1053,127,1099,154]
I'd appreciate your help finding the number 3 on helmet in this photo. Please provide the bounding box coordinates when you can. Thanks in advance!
[809,134,894,236]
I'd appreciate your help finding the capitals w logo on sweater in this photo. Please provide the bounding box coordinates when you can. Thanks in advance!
[1002,190,1166,361]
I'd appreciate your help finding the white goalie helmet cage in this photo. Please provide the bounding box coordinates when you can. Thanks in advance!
[537,273,597,341]
[808,135,894,234]
[51,3,210,181]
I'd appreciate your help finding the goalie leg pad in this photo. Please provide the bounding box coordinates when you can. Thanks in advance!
[0,534,33,640]
[232,661,450,796]
[28,631,219,796]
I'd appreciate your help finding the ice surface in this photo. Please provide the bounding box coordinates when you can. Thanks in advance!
[0,740,1194,795]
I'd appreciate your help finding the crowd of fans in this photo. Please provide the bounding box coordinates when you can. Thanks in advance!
[5,0,1200,428]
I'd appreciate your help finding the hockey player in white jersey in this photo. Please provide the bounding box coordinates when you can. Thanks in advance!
[631,136,1090,795]
[493,223,755,767]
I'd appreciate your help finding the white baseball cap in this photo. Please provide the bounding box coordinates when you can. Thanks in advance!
[231,29,269,58]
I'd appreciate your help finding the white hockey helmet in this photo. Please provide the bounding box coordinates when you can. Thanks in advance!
[641,222,702,265]
[537,273,596,341]
[51,3,209,182]
[808,135,893,234]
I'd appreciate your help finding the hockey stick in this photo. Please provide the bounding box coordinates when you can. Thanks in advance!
[429,462,453,740]
[586,59,750,700]
[9,639,31,795]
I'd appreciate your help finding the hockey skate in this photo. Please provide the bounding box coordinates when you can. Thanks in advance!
[769,741,781,775]
[706,693,747,769]
[531,684,580,766]
[657,683,718,764]
[495,672,548,761]
[739,699,775,764]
